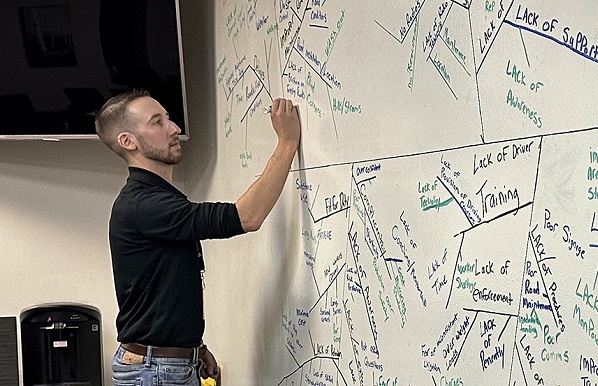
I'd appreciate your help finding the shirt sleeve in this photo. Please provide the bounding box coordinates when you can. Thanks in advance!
[133,188,245,241]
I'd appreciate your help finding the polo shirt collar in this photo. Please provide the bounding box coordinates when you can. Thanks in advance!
[127,167,185,197]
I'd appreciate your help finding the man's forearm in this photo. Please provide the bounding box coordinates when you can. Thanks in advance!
[235,140,298,232]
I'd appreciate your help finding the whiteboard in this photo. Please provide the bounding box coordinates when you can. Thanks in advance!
[209,0,598,384]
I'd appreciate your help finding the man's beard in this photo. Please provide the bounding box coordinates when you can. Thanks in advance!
[137,136,182,165]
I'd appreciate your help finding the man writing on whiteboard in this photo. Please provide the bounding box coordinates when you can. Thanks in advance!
[95,90,300,385]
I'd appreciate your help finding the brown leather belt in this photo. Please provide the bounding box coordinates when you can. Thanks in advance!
[122,342,197,359]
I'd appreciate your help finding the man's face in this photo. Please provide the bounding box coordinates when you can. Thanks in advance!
[127,97,182,165]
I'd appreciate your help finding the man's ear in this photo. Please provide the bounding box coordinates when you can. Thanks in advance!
[117,132,138,151]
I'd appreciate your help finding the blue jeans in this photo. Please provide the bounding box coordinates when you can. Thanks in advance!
[112,345,200,386]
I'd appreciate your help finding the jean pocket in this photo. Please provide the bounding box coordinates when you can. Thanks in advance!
[157,363,196,384]
[112,379,140,386]
[112,363,147,372]
[112,363,148,386]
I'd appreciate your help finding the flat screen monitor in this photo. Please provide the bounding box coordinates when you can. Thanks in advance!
[0,0,188,140]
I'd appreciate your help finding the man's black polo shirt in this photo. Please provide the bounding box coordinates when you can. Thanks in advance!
[109,167,245,348]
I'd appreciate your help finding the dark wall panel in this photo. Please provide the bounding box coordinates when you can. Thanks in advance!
[0,317,19,386]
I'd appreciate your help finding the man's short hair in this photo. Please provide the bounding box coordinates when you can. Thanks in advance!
[95,90,150,158]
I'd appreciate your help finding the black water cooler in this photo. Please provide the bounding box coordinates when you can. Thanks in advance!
[20,303,103,386]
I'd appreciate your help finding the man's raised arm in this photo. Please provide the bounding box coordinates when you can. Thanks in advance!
[235,98,301,232]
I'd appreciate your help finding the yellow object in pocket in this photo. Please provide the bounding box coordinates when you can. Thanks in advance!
[201,378,216,386]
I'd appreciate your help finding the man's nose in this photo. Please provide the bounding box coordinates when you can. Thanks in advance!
[170,120,181,135]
